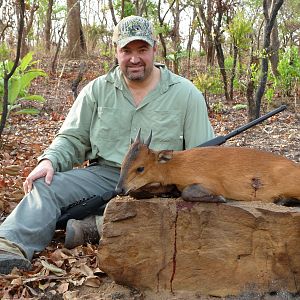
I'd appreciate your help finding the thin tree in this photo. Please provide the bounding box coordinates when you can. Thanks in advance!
[0,0,25,138]
[254,0,284,118]
[44,0,54,51]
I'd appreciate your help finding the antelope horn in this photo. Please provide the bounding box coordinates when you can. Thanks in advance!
[144,130,152,147]
[134,128,142,143]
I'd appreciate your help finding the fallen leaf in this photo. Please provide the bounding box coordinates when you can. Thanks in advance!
[41,260,66,276]
[57,282,69,293]
[84,276,101,287]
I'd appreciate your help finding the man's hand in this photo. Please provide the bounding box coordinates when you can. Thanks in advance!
[23,159,54,194]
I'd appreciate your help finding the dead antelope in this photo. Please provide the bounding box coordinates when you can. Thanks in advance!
[116,130,300,204]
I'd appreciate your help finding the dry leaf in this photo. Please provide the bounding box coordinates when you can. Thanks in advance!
[2,165,21,176]
[57,282,69,293]
[63,290,79,300]
[41,260,66,276]
[84,276,101,287]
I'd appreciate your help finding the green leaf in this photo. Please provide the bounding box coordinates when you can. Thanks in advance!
[19,94,45,102]
[8,77,21,105]
[19,52,33,71]
[15,108,41,115]
[19,70,46,91]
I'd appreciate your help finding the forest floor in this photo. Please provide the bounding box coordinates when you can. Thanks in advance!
[0,58,299,299]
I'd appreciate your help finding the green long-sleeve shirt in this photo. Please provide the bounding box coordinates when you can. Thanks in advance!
[39,64,214,171]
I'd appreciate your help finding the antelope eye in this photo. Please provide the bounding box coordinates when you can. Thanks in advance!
[136,166,144,173]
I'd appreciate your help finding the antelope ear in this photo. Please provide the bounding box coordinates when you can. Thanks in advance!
[157,150,173,163]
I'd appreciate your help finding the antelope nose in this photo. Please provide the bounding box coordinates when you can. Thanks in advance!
[115,186,125,195]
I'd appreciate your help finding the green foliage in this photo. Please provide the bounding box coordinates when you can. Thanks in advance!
[0,52,47,117]
[265,87,275,104]
[227,11,253,50]
[233,103,248,110]
[276,46,300,95]
[211,101,224,113]
[113,0,135,17]
[0,43,10,61]
[193,69,223,95]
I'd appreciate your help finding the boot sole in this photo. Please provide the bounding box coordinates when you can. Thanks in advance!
[0,253,31,275]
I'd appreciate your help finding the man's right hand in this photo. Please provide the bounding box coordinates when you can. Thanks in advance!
[23,159,54,194]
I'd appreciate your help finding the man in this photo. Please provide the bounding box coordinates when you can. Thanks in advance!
[0,16,214,274]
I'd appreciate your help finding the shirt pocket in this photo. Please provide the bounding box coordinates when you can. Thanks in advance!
[151,110,184,149]
[96,107,129,141]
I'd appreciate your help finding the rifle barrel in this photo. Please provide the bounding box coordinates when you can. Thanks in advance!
[199,105,287,147]
[225,105,287,140]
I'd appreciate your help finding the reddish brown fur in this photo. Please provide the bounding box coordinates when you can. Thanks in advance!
[117,142,300,203]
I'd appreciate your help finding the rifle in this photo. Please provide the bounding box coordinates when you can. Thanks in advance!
[56,105,287,229]
[199,105,287,147]
[56,190,117,229]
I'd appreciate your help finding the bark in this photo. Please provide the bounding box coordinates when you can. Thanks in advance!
[157,0,176,67]
[266,0,280,77]
[247,48,259,121]
[229,43,238,101]
[136,0,148,16]
[170,0,180,74]
[20,2,39,58]
[99,197,300,297]
[108,0,118,26]
[254,0,284,118]
[214,0,230,102]
[66,0,87,58]
[186,8,197,79]
[44,0,53,51]
[197,1,215,66]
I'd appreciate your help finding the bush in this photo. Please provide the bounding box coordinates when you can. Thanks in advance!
[0,51,47,118]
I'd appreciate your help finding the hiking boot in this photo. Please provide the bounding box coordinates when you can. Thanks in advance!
[64,215,100,249]
[0,250,31,274]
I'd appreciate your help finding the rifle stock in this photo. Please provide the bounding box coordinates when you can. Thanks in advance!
[199,105,287,147]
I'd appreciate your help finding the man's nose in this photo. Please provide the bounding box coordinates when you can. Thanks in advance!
[129,55,140,64]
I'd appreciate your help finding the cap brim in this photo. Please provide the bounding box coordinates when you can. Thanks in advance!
[116,36,155,48]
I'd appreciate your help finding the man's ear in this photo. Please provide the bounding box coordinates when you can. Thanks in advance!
[157,150,173,163]
[153,42,157,54]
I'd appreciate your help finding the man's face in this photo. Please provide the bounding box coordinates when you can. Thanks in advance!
[116,40,156,82]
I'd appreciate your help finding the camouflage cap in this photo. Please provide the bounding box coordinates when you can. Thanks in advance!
[112,16,156,48]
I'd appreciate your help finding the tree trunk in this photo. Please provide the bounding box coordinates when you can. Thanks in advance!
[157,0,176,68]
[197,1,215,67]
[44,0,53,51]
[254,0,284,118]
[20,2,38,58]
[186,8,197,79]
[108,0,118,25]
[66,0,86,59]
[229,43,238,101]
[266,0,280,77]
[214,0,230,102]
[171,0,180,74]
[247,48,259,121]
[0,0,25,138]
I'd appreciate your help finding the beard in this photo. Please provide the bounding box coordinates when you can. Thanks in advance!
[124,63,152,81]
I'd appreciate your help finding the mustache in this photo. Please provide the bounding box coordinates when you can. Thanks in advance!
[127,63,145,67]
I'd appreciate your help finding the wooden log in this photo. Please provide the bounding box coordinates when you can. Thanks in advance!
[98,197,300,298]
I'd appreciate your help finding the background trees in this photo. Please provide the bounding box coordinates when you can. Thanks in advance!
[1,0,300,127]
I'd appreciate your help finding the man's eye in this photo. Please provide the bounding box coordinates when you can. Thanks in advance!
[136,166,144,173]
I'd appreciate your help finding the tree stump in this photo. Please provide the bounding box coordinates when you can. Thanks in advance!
[98,197,300,298]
